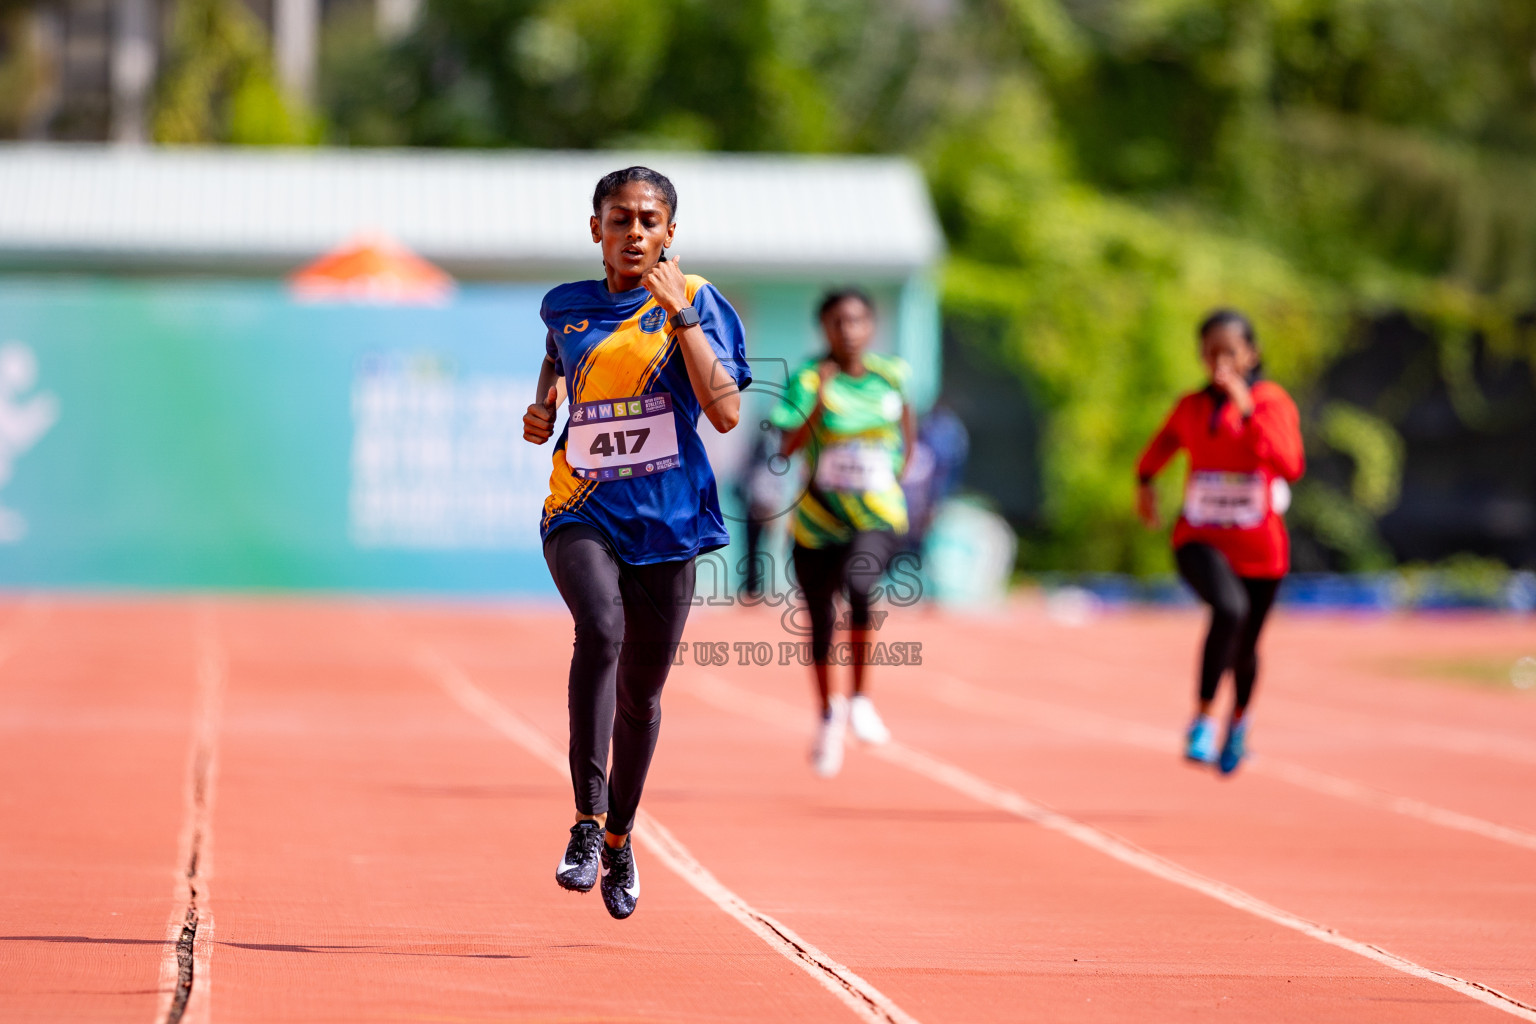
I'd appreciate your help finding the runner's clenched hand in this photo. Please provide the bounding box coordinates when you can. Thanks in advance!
[640,255,689,316]
[1212,365,1254,417]
[524,385,559,444]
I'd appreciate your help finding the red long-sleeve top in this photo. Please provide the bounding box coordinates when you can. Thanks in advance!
[1136,380,1305,578]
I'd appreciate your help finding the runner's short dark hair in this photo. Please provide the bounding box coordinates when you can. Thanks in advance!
[1198,308,1257,347]
[592,167,678,222]
[817,288,876,321]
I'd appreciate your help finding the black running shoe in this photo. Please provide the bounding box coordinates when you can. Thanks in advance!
[599,838,640,919]
[555,821,603,893]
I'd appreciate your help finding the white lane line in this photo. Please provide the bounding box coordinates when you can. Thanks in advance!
[684,671,1536,1023]
[415,647,922,1024]
[1269,697,1536,768]
[947,613,1536,767]
[1258,760,1536,853]
[156,607,225,1024]
[919,669,1536,855]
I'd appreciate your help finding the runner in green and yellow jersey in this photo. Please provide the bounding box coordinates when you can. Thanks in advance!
[771,288,915,777]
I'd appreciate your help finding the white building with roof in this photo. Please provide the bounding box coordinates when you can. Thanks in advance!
[0,145,944,397]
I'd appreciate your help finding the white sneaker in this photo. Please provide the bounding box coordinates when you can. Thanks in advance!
[848,694,891,745]
[811,696,847,777]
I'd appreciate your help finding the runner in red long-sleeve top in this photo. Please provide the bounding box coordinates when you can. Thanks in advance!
[1136,309,1305,775]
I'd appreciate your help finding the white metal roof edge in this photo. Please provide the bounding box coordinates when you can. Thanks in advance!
[0,144,946,276]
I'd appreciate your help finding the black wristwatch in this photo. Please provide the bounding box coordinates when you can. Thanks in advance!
[668,305,700,331]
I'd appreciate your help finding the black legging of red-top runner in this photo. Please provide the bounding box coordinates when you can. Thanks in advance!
[792,530,898,664]
[543,524,694,836]
[1175,542,1281,711]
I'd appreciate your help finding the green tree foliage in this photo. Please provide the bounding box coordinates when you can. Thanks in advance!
[0,4,51,137]
[318,0,1536,571]
[154,0,316,144]
[321,0,939,152]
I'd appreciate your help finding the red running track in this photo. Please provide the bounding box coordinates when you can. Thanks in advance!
[0,594,1533,1023]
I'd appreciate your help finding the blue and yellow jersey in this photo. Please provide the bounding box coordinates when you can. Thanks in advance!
[540,275,751,564]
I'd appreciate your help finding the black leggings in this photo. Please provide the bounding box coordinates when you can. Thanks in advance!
[543,524,694,836]
[792,531,897,664]
[1175,543,1280,711]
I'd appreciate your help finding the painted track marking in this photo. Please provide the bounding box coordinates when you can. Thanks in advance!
[919,669,1536,854]
[945,613,1536,767]
[683,670,1536,1022]
[157,607,225,1024]
[416,646,924,1024]
[1269,698,1536,768]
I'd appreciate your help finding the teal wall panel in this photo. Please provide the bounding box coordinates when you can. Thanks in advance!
[0,279,553,591]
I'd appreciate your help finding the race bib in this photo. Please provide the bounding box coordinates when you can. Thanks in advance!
[1184,471,1268,528]
[566,394,680,482]
[815,440,896,492]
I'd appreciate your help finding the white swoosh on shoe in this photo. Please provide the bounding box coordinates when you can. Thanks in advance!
[602,864,640,897]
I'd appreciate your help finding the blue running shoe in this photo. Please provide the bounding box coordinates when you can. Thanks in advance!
[1218,719,1249,775]
[1185,715,1218,763]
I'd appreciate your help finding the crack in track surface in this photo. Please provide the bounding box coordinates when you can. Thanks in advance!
[166,908,198,1024]
[164,776,211,1024]
[634,811,919,1024]
[161,611,224,1024]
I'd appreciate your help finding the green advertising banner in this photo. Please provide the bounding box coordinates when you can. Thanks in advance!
[0,279,564,592]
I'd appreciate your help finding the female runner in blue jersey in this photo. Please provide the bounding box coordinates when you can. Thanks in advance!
[522,167,751,920]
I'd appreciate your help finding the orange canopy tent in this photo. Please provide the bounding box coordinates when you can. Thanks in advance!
[288,234,454,305]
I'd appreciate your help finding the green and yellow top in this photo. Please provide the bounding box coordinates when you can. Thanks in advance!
[770,353,910,549]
